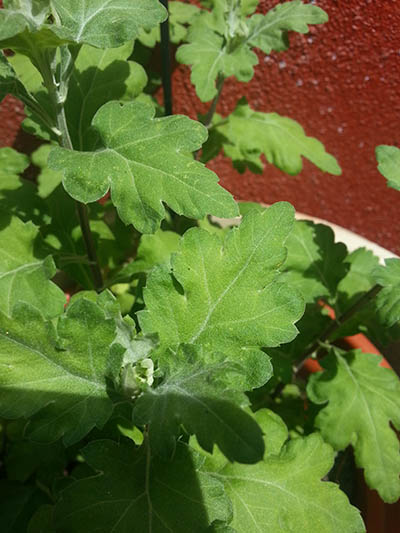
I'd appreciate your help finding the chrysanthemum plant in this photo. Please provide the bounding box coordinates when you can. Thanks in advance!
[0,1,399,531]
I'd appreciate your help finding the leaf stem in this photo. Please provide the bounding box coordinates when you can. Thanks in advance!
[160,0,173,116]
[202,74,225,129]
[194,75,225,160]
[39,48,103,291]
[294,284,383,373]
[144,427,153,533]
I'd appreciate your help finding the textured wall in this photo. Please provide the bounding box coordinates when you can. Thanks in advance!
[1,0,400,253]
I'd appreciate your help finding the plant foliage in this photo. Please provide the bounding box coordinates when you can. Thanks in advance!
[0,1,398,531]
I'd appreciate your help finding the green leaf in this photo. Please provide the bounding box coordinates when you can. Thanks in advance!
[0,214,65,319]
[0,51,32,103]
[204,413,364,532]
[1,1,166,55]
[337,248,380,308]
[5,439,65,485]
[49,100,238,233]
[28,505,54,533]
[140,204,304,356]
[267,304,331,382]
[66,42,147,150]
[373,258,400,327]
[0,146,29,175]
[0,0,49,42]
[308,348,400,503]
[241,0,259,17]
[281,220,348,303]
[50,0,166,48]
[134,344,265,463]
[31,145,63,198]
[247,0,328,54]
[218,99,341,175]
[0,297,116,445]
[177,0,328,102]
[113,229,181,283]
[332,252,400,345]
[376,144,400,191]
[0,480,49,533]
[138,1,201,47]
[55,440,231,532]
[7,51,43,93]
[176,18,258,102]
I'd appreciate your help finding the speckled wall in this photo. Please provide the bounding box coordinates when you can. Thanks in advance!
[1,0,400,253]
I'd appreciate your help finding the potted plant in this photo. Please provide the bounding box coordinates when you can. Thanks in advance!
[0,1,399,531]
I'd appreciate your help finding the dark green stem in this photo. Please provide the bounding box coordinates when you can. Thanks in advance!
[160,0,173,116]
[203,74,225,129]
[39,50,103,291]
[294,284,383,373]
[194,75,225,160]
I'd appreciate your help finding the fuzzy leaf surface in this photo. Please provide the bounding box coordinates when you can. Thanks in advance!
[55,440,231,532]
[49,100,238,232]
[218,99,341,175]
[204,412,364,533]
[373,258,400,327]
[333,251,400,345]
[0,0,49,42]
[0,297,116,445]
[66,42,147,150]
[308,348,400,503]
[376,144,400,191]
[0,214,65,319]
[281,220,348,303]
[138,1,200,47]
[176,15,258,102]
[134,344,265,463]
[114,229,181,283]
[50,0,166,48]
[140,203,304,355]
[0,52,32,103]
[176,0,327,102]
[247,0,328,54]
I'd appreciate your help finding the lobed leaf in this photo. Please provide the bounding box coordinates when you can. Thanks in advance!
[247,0,328,54]
[373,258,400,327]
[176,0,328,102]
[308,348,400,503]
[0,51,32,104]
[0,297,116,445]
[138,1,201,47]
[218,99,341,175]
[176,15,257,102]
[1,0,167,51]
[66,42,147,150]
[203,411,364,532]
[54,440,231,532]
[49,100,238,233]
[0,0,49,42]
[140,203,304,355]
[0,214,65,319]
[134,344,265,463]
[376,144,400,191]
[281,220,348,303]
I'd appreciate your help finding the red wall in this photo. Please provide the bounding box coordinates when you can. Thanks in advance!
[1,0,400,253]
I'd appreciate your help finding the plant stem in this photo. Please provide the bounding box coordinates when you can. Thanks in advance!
[40,50,103,291]
[144,427,153,532]
[160,0,173,116]
[194,75,225,160]
[202,74,225,129]
[75,203,104,290]
[294,284,383,373]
